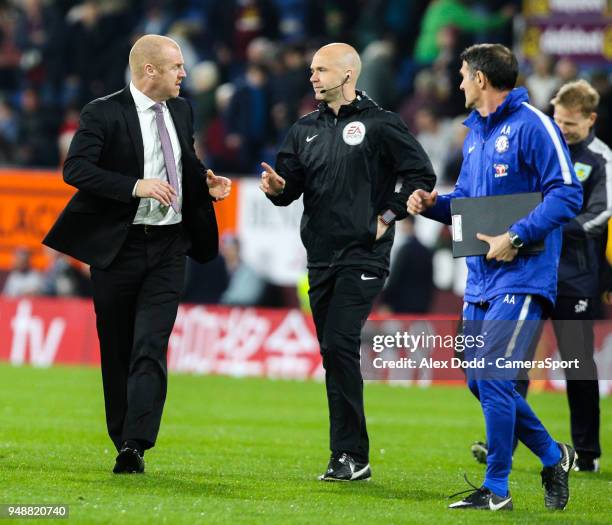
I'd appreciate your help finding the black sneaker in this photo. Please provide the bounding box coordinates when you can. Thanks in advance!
[318,453,371,481]
[574,455,600,473]
[448,476,512,511]
[541,442,576,510]
[471,441,488,464]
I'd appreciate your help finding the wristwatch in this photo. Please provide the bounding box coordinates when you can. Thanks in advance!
[508,230,524,248]
[379,209,396,225]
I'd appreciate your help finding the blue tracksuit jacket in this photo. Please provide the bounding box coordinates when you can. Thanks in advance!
[424,87,583,306]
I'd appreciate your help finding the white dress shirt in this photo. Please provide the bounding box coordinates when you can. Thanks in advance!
[130,82,183,225]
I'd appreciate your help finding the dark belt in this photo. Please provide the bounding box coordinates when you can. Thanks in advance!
[130,223,182,236]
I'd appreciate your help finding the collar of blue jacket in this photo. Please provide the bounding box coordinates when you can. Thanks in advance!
[463,87,530,137]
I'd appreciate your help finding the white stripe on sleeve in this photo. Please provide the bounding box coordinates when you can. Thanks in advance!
[583,137,612,233]
[522,102,573,184]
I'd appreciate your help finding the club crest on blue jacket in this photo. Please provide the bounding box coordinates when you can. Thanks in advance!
[494,135,509,153]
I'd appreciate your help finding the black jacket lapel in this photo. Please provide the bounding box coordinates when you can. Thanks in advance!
[167,99,190,155]
[119,86,144,179]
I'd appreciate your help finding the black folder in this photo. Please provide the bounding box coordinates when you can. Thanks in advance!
[450,192,544,258]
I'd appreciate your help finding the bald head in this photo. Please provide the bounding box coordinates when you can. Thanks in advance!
[129,34,186,102]
[315,43,361,80]
[310,42,361,109]
[129,34,180,80]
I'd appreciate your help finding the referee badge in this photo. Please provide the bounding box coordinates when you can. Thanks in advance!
[573,162,592,182]
[494,135,509,153]
[342,121,366,145]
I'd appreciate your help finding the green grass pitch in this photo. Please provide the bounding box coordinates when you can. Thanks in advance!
[0,363,610,524]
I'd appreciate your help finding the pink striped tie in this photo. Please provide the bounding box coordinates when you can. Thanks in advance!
[152,103,180,213]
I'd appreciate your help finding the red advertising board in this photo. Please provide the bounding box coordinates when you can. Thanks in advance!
[0,297,323,379]
[1,297,610,395]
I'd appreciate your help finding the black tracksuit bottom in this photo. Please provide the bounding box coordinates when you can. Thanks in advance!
[308,265,385,464]
[517,296,600,460]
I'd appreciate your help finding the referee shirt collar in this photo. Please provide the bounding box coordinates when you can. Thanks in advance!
[316,90,374,119]
[130,82,167,112]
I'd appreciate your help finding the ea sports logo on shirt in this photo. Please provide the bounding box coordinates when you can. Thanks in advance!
[342,121,366,145]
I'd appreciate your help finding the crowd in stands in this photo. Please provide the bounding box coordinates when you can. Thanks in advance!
[2,231,270,305]
[1,246,91,298]
[1,0,611,313]
[1,0,609,174]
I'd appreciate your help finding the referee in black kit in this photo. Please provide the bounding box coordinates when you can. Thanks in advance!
[260,43,435,481]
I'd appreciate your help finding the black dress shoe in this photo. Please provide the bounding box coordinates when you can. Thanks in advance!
[113,447,145,474]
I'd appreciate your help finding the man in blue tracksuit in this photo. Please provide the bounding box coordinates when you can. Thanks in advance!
[471,79,610,473]
[408,44,583,511]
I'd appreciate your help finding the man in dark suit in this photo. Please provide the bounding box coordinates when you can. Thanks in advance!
[43,34,231,474]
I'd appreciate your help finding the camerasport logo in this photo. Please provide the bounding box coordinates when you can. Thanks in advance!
[342,121,366,145]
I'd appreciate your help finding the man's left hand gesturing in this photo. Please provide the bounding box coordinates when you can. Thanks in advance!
[206,169,231,201]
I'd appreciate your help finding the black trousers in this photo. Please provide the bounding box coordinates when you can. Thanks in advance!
[308,266,385,464]
[517,296,600,459]
[90,224,187,452]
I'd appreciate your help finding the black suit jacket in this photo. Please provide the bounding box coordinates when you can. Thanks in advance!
[43,87,218,268]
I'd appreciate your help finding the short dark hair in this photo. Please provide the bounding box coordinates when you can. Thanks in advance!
[460,44,518,91]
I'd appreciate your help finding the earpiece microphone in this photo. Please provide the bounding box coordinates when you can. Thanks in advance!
[320,74,350,94]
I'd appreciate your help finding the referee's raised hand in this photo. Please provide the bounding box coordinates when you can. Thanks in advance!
[260,162,286,196]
